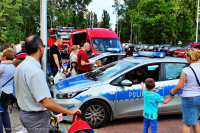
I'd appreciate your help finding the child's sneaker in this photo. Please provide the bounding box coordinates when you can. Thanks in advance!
[0,105,4,112]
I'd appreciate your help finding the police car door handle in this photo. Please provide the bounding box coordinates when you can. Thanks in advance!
[154,87,162,90]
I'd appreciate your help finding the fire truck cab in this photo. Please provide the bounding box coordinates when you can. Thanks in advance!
[47,27,75,53]
[70,28,124,55]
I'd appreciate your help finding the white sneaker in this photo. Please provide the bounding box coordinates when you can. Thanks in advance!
[15,125,23,130]
[16,130,27,133]
[19,127,28,133]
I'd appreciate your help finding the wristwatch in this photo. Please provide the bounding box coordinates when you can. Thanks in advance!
[170,92,174,96]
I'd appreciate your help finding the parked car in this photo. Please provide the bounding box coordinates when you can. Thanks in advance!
[154,44,172,52]
[145,45,155,51]
[161,46,182,56]
[174,43,200,58]
[122,43,130,51]
[140,44,149,51]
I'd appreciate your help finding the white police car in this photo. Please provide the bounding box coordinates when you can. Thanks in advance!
[51,51,188,128]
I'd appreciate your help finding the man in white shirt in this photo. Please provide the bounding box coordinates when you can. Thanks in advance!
[14,35,80,133]
[15,40,24,53]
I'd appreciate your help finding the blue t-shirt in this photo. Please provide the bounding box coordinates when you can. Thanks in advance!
[143,89,164,120]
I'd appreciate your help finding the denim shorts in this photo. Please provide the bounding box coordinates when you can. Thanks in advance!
[182,96,200,125]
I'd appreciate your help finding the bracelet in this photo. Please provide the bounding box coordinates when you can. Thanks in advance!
[170,92,174,96]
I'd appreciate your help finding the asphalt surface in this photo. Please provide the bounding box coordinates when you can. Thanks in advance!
[8,106,199,133]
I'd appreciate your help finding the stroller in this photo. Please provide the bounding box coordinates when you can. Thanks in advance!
[68,112,94,133]
[48,105,94,133]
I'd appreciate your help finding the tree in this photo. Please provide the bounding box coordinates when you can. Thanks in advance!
[129,0,178,44]
[0,0,23,43]
[100,10,111,29]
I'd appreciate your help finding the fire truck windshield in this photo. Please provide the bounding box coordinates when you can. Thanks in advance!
[91,38,122,51]
[57,31,71,40]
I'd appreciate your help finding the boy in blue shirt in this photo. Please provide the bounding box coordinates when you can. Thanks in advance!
[141,78,174,133]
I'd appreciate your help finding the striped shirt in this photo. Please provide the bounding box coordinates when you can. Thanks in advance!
[15,49,27,60]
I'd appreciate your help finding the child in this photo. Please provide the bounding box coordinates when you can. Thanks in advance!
[140,78,173,133]
[95,60,102,70]
[64,60,78,77]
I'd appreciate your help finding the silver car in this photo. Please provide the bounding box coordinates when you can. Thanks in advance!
[51,53,188,128]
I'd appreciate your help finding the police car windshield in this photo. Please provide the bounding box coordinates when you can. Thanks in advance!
[88,61,138,81]
[92,38,122,51]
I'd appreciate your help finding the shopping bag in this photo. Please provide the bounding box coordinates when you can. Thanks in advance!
[54,72,66,84]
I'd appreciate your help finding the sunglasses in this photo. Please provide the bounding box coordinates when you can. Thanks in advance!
[42,45,46,48]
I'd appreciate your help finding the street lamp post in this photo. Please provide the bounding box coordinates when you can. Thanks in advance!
[196,0,200,43]
[40,0,47,80]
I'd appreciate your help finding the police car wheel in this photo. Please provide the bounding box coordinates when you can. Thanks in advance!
[81,100,110,129]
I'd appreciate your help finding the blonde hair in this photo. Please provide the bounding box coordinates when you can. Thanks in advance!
[96,60,101,64]
[186,48,200,61]
[3,48,15,60]
[71,45,77,51]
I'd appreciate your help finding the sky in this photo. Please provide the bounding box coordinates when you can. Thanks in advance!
[87,0,121,30]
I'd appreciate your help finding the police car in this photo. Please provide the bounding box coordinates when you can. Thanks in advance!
[51,51,188,128]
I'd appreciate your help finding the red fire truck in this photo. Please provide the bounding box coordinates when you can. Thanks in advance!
[70,28,124,55]
[47,27,75,53]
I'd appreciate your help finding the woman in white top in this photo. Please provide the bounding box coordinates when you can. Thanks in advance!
[64,60,78,77]
[171,48,200,133]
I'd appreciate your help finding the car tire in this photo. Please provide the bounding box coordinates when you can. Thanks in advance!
[81,100,110,129]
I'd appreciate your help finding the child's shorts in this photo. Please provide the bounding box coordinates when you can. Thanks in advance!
[182,96,200,125]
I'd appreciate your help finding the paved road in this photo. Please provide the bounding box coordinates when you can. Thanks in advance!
[8,106,200,133]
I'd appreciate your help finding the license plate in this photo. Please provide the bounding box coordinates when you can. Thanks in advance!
[154,50,156,51]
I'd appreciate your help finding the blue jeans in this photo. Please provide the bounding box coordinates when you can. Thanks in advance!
[51,67,58,77]
[0,91,12,133]
[143,117,157,133]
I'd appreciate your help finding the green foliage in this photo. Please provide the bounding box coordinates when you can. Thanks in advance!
[129,0,178,44]
[100,10,111,29]
[0,0,23,44]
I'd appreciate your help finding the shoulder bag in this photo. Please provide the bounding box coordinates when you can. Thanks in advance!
[0,77,14,94]
[189,66,200,86]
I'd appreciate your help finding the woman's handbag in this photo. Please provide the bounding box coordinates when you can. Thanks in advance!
[189,66,200,86]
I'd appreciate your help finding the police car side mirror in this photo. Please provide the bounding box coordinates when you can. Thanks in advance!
[121,80,132,86]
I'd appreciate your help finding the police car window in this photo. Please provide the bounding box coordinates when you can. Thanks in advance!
[165,63,187,80]
[125,64,160,85]
[111,75,124,85]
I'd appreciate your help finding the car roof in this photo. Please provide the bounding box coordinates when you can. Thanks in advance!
[124,56,187,64]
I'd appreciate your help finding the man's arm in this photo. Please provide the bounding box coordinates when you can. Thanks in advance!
[41,98,80,115]
[53,54,61,72]
[81,60,93,66]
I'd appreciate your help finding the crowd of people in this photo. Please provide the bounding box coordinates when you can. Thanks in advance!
[0,36,200,133]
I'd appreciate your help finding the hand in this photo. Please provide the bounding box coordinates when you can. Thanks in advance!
[169,95,174,99]
[58,67,61,73]
[62,67,65,72]
[90,62,94,65]
[68,108,81,115]
[140,82,144,86]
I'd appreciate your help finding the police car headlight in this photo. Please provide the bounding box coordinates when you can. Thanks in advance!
[56,92,77,99]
